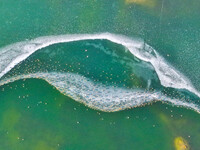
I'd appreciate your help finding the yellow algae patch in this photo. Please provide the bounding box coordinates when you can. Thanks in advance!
[2,107,21,145]
[34,141,57,150]
[159,113,170,125]
[32,130,63,150]
[174,137,189,150]
[3,107,21,129]
[7,130,20,144]
[125,0,157,8]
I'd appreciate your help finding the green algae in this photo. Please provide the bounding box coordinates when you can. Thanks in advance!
[0,0,200,149]
[0,79,200,149]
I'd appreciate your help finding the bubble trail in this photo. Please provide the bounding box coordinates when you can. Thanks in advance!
[0,33,200,113]
[0,72,199,113]
[0,33,199,98]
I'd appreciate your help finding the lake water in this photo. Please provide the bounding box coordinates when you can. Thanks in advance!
[0,0,200,149]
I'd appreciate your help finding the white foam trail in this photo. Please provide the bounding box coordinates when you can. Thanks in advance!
[0,72,199,112]
[0,33,199,98]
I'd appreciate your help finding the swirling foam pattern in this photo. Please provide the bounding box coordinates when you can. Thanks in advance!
[0,33,199,112]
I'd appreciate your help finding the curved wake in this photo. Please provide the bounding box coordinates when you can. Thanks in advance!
[0,72,199,112]
[0,33,200,112]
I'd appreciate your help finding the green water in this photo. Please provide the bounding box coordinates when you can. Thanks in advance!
[1,79,200,150]
[0,0,200,149]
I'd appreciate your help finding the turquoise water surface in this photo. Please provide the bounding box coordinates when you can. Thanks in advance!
[0,0,200,150]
